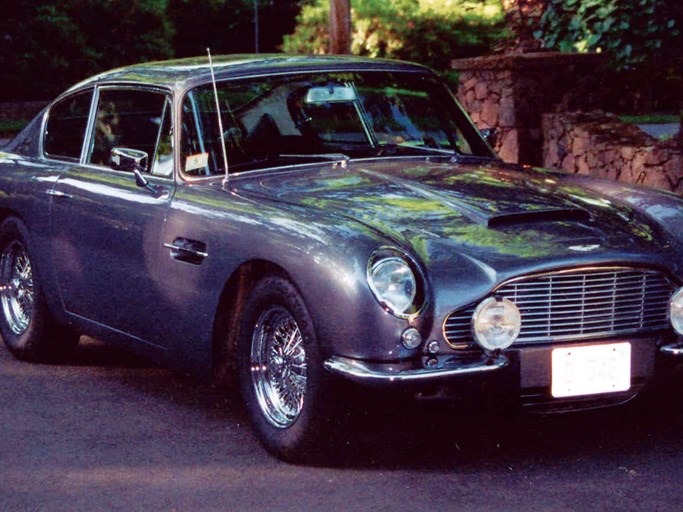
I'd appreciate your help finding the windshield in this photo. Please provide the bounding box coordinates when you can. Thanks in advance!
[181,71,493,176]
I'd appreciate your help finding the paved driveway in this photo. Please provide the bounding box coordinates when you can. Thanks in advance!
[2,338,683,511]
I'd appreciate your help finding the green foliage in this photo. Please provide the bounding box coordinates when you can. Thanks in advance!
[536,0,682,70]
[169,0,252,56]
[0,120,28,138]
[168,0,303,57]
[619,114,679,124]
[281,0,507,72]
[0,0,304,100]
[0,0,174,100]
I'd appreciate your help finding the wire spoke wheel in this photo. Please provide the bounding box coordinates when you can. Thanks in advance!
[0,240,34,335]
[250,305,307,428]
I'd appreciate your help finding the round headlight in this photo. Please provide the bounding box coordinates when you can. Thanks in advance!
[368,256,417,316]
[472,297,521,351]
[670,287,683,335]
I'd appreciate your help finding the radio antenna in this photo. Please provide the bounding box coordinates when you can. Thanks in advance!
[207,48,230,186]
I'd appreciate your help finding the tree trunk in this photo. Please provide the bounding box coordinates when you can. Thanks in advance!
[329,0,351,54]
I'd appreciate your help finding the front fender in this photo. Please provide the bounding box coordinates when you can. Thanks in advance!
[161,183,428,375]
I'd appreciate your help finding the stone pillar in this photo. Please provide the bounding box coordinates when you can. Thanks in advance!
[452,52,605,166]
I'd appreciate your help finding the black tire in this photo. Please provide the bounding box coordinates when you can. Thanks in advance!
[237,274,343,463]
[0,217,79,363]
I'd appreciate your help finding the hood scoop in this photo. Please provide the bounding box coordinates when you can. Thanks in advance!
[487,208,591,228]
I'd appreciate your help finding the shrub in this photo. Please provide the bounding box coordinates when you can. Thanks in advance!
[281,0,507,73]
[0,0,174,100]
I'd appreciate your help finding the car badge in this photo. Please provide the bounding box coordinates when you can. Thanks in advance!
[568,244,600,252]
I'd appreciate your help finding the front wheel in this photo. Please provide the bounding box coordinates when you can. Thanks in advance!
[237,275,342,463]
[0,217,79,362]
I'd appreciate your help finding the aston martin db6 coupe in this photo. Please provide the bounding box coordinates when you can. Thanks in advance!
[1,54,683,462]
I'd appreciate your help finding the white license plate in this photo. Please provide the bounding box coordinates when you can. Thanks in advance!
[551,342,631,398]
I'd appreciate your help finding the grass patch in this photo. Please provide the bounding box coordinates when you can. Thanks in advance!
[619,114,679,124]
[0,119,28,138]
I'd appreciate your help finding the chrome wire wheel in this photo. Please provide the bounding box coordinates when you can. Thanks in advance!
[0,240,34,335]
[250,305,307,429]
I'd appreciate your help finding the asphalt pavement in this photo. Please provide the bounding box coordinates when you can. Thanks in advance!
[2,337,683,511]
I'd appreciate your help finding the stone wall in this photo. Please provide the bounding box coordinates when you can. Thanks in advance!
[452,52,604,165]
[543,110,682,193]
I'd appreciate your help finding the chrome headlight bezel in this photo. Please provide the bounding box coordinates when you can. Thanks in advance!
[471,296,522,351]
[367,247,425,319]
[670,286,683,335]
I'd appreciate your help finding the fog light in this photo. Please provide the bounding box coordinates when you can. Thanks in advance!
[670,287,683,335]
[427,340,440,354]
[402,327,422,349]
[472,297,521,351]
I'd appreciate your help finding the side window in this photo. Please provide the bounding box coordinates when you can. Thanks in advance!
[44,90,92,161]
[87,89,168,172]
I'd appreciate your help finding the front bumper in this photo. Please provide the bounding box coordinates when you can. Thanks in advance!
[324,340,683,398]
[324,353,509,386]
[661,343,683,357]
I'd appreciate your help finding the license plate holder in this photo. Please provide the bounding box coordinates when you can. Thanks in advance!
[551,342,631,398]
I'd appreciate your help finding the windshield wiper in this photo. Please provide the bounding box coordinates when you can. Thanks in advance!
[277,153,351,165]
[387,143,456,156]
[275,153,351,167]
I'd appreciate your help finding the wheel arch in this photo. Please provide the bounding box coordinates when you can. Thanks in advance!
[0,209,23,228]
[211,258,294,389]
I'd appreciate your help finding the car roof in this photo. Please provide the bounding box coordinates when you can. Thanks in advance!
[66,54,436,94]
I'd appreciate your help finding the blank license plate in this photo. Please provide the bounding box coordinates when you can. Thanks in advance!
[551,343,631,398]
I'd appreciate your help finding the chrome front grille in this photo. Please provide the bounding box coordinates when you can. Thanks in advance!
[443,267,674,348]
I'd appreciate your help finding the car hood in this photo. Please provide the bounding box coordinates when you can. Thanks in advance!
[233,158,672,273]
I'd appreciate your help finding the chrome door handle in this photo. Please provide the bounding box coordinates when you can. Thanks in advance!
[164,238,208,265]
[46,189,73,199]
[163,243,209,258]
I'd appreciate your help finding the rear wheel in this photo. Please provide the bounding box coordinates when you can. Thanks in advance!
[237,275,343,463]
[0,217,79,362]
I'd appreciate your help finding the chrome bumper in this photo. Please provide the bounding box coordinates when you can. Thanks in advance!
[323,354,509,386]
[660,343,683,357]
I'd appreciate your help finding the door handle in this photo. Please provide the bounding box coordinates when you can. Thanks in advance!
[46,189,73,199]
[164,238,208,265]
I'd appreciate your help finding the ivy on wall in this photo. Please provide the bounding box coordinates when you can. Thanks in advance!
[537,0,681,70]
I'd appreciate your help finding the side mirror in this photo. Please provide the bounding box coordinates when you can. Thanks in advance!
[110,147,157,192]
[110,147,148,173]
[480,128,498,148]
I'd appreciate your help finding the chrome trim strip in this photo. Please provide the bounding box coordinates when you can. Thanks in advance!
[323,354,508,385]
[497,265,665,287]
[46,189,72,199]
[80,87,100,164]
